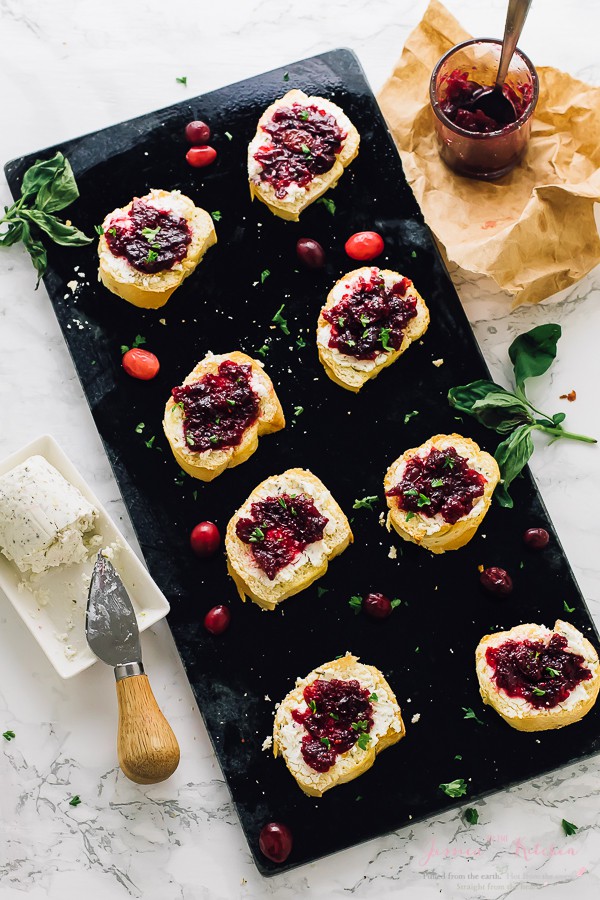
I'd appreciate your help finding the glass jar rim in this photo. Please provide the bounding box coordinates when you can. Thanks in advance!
[429,38,539,139]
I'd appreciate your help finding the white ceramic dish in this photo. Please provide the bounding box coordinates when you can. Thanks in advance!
[0,435,170,678]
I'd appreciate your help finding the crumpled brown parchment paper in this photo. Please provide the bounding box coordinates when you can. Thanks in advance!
[378,0,600,307]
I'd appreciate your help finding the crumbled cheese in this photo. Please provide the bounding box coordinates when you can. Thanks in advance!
[432,358,444,367]
[388,546,397,560]
[261,735,273,752]
[66,280,79,293]
[411,713,421,724]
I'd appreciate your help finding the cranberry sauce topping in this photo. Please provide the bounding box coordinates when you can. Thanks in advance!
[291,678,374,772]
[486,634,592,708]
[253,103,345,199]
[387,446,486,525]
[322,269,418,360]
[440,69,532,133]
[235,493,328,580]
[172,361,259,453]
[105,199,192,274]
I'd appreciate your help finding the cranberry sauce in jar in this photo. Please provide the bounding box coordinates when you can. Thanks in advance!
[322,269,418,360]
[439,69,532,133]
[486,634,592,708]
[105,199,192,274]
[235,493,328,580]
[253,103,345,199]
[386,446,486,525]
[172,361,259,453]
[291,678,374,772]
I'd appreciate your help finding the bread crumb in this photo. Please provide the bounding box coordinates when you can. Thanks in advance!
[388,546,397,560]
[478,564,484,573]
[432,358,444,367]
[378,511,385,527]
[264,694,271,702]
[411,713,421,724]
[66,280,78,293]
[159,318,166,325]
[261,735,273,752]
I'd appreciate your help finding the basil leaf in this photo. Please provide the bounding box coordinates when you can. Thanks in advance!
[0,218,26,247]
[508,324,561,392]
[35,155,80,213]
[494,424,535,508]
[448,380,514,417]
[20,220,48,286]
[470,392,533,433]
[19,152,67,202]
[22,209,92,246]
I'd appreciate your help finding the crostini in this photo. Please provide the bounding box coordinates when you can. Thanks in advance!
[317,267,430,392]
[476,620,600,732]
[163,351,284,482]
[225,468,352,610]
[248,90,359,221]
[273,653,405,797]
[384,434,499,553]
[98,188,216,309]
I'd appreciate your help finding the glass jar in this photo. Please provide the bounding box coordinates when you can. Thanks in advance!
[429,38,539,180]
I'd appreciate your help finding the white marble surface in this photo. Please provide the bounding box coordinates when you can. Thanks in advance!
[1,1,600,897]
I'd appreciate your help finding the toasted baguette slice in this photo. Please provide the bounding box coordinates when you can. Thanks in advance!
[226,468,352,610]
[248,90,359,221]
[317,267,430,392]
[163,351,284,482]
[384,434,499,553]
[476,620,600,732]
[273,653,405,797]
[98,189,216,309]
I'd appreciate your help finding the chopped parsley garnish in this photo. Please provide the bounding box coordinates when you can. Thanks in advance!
[2,730,15,741]
[546,666,561,678]
[94,224,104,235]
[135,422,145,433]
[439,778,467,798]
[249,526,265,543]
[351,720,369,732]
[431,478,444,488]
[227,398,236,406]
[256,344,269,358]
[405,511,416,521]
[146,249,158,263]
[301,143,311,157]
[464,808,479,825]
[443,456,455,470]
[562,819,578,836]
[109,227,117,237]
[211,211,222,222]
[176,76,187,85]
[360,313,370,328]
[417,493,431,507]
[69,795,82,807]
[283,72,289,81]
[293,406,304,417]
[563,600,575,613]
[296,335,306,349]
[278,497,287,509]
[272,304,290,335]
[380,327,393,352]
[317,197,336,215]
[462,707,484,725]
[186,434,195,446]
[192,490,198,501]
[353,495,379,511]
[410,250,417,258]
[141,226,160,242]
[209,435,218,444]
[337,316,345,328]
[320,736,331,749]
[317,586,328,597]
[404,410,419,425]
[357,733,371,751]
[329,712,339,720]
[260,269,270,283]
[349,595,363,614]
[454,754,462,761]
[532,687,546,696]
[346,339,356,347]
[145,436,156,449]
[403,488,418,497]
[224,131,233,141]
[299,110,309,121]
[368,693,378,702]
[391,598,402,609]
[308,699,317,713]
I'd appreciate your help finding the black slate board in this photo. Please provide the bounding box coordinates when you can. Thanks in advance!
[6,50,600,876]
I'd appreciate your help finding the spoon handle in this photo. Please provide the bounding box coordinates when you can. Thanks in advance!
[496,0,534,90]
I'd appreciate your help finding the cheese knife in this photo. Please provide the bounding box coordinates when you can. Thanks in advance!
[86,552,180,784]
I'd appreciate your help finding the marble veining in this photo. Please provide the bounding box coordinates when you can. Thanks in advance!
[1,1,600,897]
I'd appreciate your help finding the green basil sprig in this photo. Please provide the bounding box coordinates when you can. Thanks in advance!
[1,152,92,285]
[449,324,596,508]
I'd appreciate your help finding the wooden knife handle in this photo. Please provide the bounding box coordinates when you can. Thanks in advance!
[115,674,180,784]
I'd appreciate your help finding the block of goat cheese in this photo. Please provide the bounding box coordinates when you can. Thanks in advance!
[0,455,98,575]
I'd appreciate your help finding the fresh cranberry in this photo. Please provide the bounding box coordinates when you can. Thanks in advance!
[480,567,513,597]
[190,521,221,558]
[259,822,293,864]
[296,238,325,269]
[363,592,393,619]
[122,348,160,380]
[523,528,550,550]
[186,146,217,168]
[185,120,211,144]
[204,605,231,635]
[345,231,384,261]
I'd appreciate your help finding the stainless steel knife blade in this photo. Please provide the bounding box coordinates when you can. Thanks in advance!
[86,552,141,667]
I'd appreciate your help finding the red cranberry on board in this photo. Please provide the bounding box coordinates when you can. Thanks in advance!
[185,120,211,144]
[122,348,160,381]
[204,605,231,635]
[480,567,513,597]
[296,238,326,269]
[363,592,394,619]
[523,528,550,550]
[190,521,221,558]
[186,146,217,168]
[345,231,384,261]
[259,822,293,864]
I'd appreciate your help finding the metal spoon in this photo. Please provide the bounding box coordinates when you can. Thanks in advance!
[471,0,533,125]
